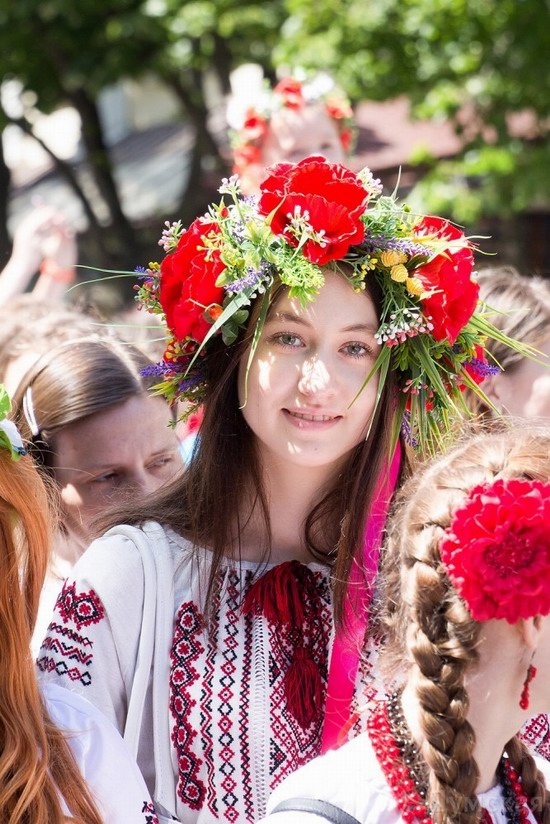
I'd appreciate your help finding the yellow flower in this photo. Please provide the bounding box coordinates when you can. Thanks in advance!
[380,250,407,267]
[405,277,425,297]
[390,264,408,282]
[360,257,378,274]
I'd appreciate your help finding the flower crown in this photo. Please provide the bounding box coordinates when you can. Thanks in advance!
[440,478,550,623]
[136,155,534,454]
[0,385,26,462]
[230,75,356,179]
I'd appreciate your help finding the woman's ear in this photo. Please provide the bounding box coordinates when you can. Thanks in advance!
[517,615,543,652]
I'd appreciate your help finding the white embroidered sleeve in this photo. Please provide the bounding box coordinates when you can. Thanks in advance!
[36,530,146,734]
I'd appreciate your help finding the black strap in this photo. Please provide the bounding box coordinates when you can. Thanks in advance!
[271,797,361,824]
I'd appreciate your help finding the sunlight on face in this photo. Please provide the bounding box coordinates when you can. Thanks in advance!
[238,271,381,477]
[261,105,345,167]
[52,394,182,543]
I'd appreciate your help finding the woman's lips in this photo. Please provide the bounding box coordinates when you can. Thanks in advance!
[283,409,342,428]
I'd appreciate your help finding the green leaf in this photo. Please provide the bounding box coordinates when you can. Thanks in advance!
[240,290,271,409]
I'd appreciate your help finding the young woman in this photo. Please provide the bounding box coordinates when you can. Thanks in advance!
[11,336,181,651]
[261,424,550,824]
[0,386,157,823]
[475,267,550,420]
[37,157,526,822]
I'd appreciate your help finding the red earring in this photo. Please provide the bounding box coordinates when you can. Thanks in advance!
[519,663,537,711]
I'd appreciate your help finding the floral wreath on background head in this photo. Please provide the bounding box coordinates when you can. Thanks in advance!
[0,385,26,462]
[230,74,356,179]
[136,155,536,454]
[440,478,550,623]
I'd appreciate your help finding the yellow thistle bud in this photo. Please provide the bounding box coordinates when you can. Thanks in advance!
[406,277,425,296]
[390,264,408,283]
[380,250,407,267]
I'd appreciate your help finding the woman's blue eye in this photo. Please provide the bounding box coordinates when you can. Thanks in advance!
[345,343,366,356]
[273,333,303,347]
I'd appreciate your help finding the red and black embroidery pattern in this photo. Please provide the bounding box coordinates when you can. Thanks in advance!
[165,562,361,821]
[141,801,159,823]
[36,582,106,687]
[169,601,207,811]
[57,581,105,628]
[213,570,241,822]
[238,572,255,822]
[521,714,550,761]
[37,623,95,686]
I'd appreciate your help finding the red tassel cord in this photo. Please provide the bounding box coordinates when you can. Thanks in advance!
[243,561,327,730]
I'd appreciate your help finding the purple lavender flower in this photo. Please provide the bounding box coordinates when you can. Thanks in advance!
[177,372,204,393]
[140,363,169,378]
[400,410,418,448]
[361,234,430,258]
[225,261,273,294]
[465,358,501,377]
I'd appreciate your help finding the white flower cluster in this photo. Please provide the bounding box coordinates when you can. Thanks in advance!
[375,308,434,346]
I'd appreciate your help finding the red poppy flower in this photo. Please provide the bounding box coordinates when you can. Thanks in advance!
[242,109,269,142]
[440,479,550,623]
[413,216,477,345]
[273,77,305,109]
[339,128,353,153]
[324,97,353,121]
[159,217,225,344]
[258,156,368,266]
[233,144,262,170]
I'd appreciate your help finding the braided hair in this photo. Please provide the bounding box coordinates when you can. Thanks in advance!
[380,424,550,824]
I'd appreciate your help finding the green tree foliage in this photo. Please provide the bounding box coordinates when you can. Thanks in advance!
[0,0,287,269]
[275,0,550,222]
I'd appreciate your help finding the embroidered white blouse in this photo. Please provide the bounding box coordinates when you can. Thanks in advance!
[36,524,384,823]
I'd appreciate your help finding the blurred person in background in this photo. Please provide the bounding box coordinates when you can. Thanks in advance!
[0,302,106,395]
[475,267,550,420]
[227,66,356,195]
[0,205,78,306]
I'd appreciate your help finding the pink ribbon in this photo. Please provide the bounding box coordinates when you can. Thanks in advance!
[321,441,402,753]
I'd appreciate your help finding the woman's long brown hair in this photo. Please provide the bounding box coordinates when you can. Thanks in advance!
[380,425,550,824]
[0,450,103,823]
[98,273,406,625]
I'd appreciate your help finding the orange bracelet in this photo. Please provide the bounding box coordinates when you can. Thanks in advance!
[39,258,76,284]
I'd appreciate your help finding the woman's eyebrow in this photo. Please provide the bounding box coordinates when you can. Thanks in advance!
[341,323,379,334]
[268,313,378,335]
[267,311,311,327]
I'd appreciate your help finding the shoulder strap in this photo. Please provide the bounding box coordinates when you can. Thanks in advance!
[111,522,177,818]
[271,798,361,824]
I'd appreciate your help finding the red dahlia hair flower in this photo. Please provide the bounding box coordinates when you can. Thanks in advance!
[440,478,550,623]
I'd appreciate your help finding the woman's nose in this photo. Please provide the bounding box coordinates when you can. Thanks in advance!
[297,357,334,396]
[126,468,158,498]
